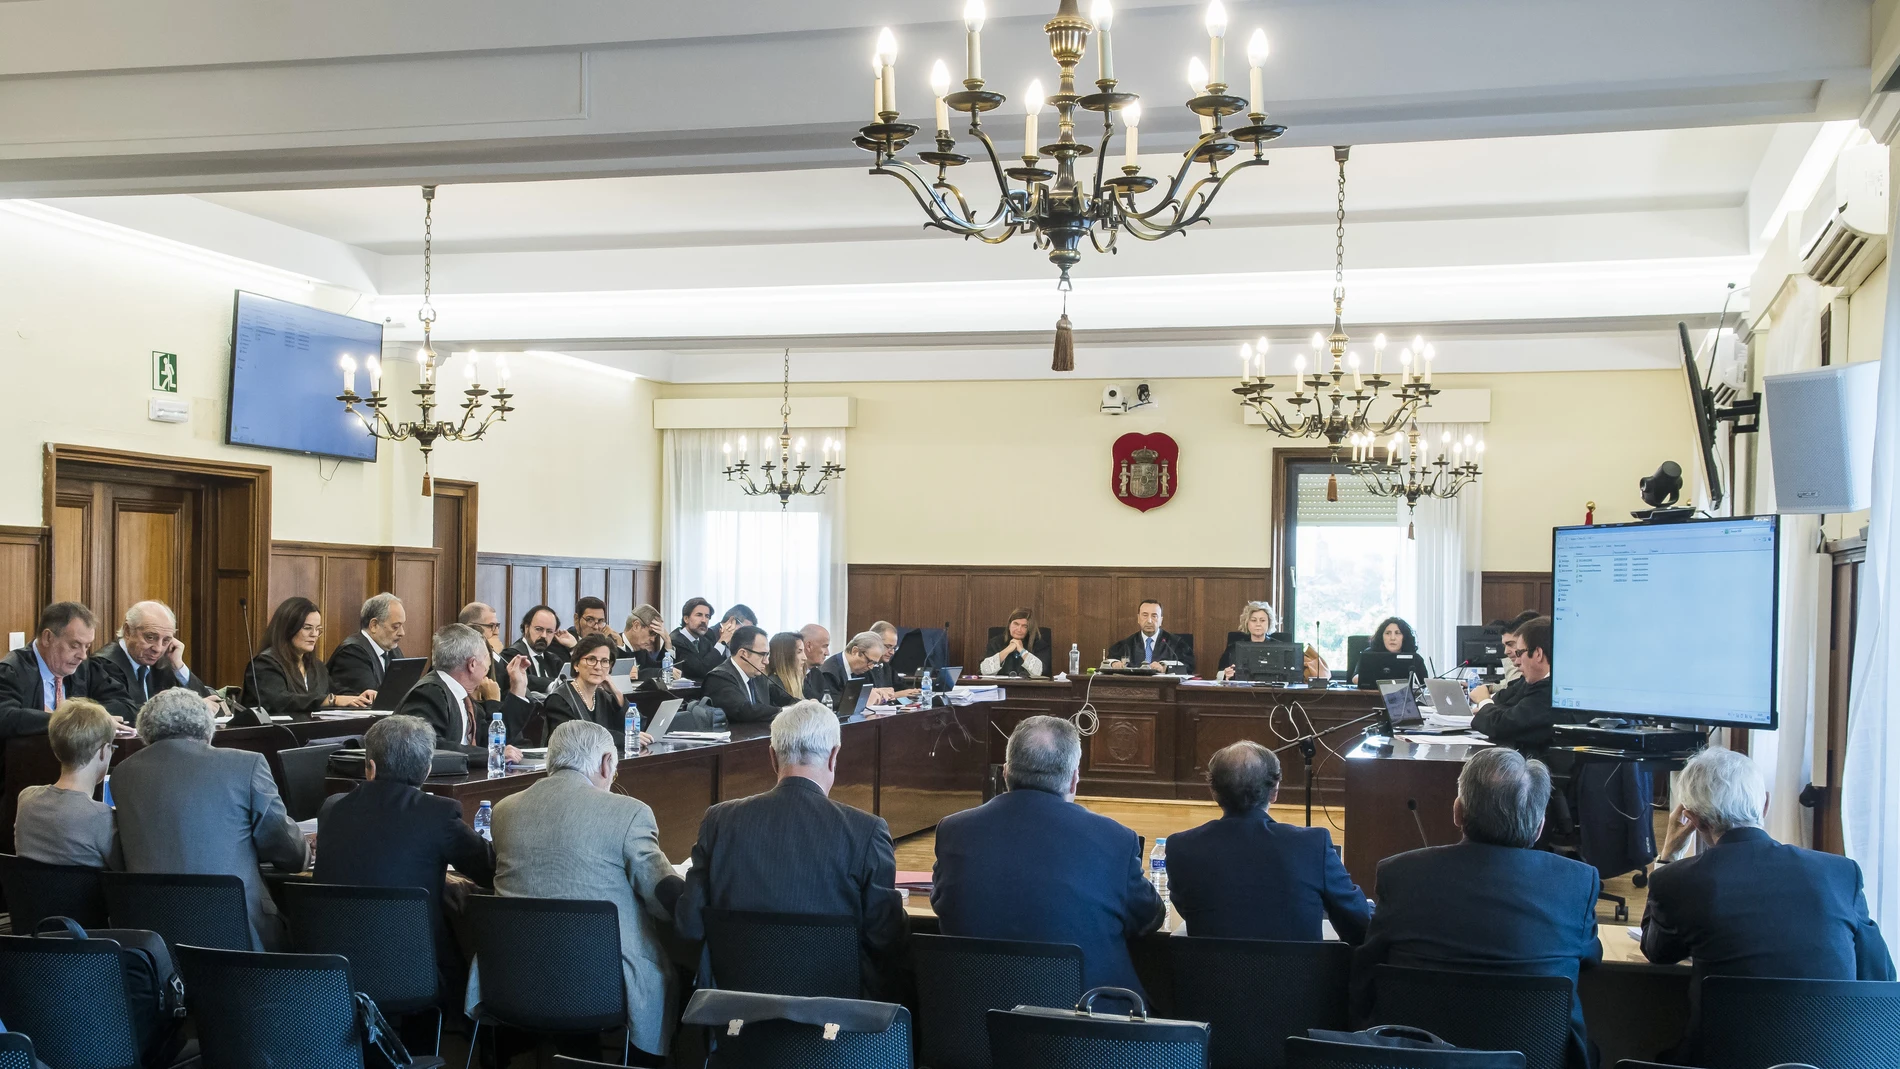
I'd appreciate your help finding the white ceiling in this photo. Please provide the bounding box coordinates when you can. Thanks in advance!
[1,0,1880,381]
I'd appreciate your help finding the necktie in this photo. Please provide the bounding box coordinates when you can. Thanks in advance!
[135,665,149,699]
[465,694,480,746]
[1144,635,1155,664]
[51,674,64,709]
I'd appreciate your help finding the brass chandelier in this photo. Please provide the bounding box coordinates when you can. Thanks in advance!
[723,351,845,509]
[337,185,514,496]
[1350,422,1484,538]
[855,0,1285,370]
[1233,146,1440,499]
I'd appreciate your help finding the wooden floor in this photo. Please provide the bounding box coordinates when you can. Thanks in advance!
[897,796,1658,934]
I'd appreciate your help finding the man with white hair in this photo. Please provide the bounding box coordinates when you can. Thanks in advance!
[1642,747,1893,1002]
[91,600,213,702]
[327,592,407,698]
[487,720,681,1061]
[110,688,306,950]
[394,623,531,755]
[675,700,908,999]
[805,630,894,708]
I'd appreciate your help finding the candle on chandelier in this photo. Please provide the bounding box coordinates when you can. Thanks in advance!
[876,28,899,115]
[1187,58,1212,134]
[796,436,807,464]
[1256,336,1268,378]
[1292,353,1306,395]
[1093,0,1115,82]
[1246,28,1268,111]
[1205,1,1227,88]
[1122,102,1141,166]
[1239,342,1252,385]
[366,355,382,393]
[1422,343,1435,385]
[930,60,952,134]
[464,351,480,390]
[496,355,511,384]
[1373,333,1386,375]
[737,435,747,458]
[1024,79,1045,156]
[872,55,884,120]
[1349,351,1362,392]
[964,0,985,83]
[339,355,356,394]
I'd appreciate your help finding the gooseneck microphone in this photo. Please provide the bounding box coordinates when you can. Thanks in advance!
[1406,798,1430,848]
[239,597,267,724]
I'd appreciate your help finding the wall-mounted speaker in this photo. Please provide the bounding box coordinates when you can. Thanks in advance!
[1763,361,1881,514]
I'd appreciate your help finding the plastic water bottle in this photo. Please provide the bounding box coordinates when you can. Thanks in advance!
[487,711,507,779]
[920,668,936,707]
[1148,837,1169,901]
[661,649,675,685]
[1067,644,1081,677]
[624,708,638,758]
[473,800,492,842]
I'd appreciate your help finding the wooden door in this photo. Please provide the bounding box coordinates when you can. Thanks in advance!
[432,480,478,632]
[52,478,198,653]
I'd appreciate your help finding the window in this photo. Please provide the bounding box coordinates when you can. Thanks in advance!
[1281,460,1406,671]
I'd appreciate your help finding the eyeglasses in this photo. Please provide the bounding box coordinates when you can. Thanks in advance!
[298,624,324,636]
[578,657,614,669]
[475,621,500,632]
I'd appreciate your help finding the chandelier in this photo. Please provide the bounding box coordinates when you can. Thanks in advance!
[854,0,1285,370]
[1233,146,1439,499]
[337,185,513,496]
[723,351,845,509]
[1350,421,1484,538]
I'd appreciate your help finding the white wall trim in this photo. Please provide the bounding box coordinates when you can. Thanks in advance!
[653,396,856,429]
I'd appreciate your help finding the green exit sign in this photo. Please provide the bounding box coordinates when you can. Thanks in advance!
[152,351,178,393]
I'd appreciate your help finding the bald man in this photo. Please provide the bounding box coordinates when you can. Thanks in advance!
[799,624,831,667]
[91,600,214,703]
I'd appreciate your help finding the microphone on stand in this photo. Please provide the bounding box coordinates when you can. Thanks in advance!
[237,597,269,726]
[1406,797,1431,848]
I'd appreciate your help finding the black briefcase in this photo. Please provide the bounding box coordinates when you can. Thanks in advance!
[326,748,469,780]
[987,987,1210,1069]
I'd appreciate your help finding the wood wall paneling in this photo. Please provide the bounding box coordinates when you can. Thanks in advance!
[476,554,662,644]
[0,527,49,641]
[389,548,442,650]
[1480,571,1553,624]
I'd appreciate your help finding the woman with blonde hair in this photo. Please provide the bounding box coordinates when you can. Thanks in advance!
[15,697,121,868]
[1218,601,1283,679]
[763,630,808,707]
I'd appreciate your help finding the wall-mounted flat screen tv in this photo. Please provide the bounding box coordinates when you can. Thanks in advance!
[226,291,380,461]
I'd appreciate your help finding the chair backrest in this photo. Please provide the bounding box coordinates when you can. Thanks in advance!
[277,742,346,821]
[1371,965,1573,1069]
[913,934,1085,1069]
[1286,1036,1526,1069]
[283,882,438,1015]
[1696,976,1900,1069]
[1170,937,1352,1069]
[1347,635,1372,676]
[705,909,861,999]
[100,872,253,952]
[174,944,364,1069]
[986,1002,1210,1069]
[464,894,626,1033]
[0,1032,37,1069]
[0,931,146,1069]
[0,851,108,931]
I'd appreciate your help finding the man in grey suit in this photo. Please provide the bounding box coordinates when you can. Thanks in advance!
[485,720,683,1063]
[676,699,908,999]
[111,688,307,951]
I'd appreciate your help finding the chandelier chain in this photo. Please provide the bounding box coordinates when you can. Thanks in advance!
[780,349,792,424]
[418,186,437,329]
[1332,157,1346,317]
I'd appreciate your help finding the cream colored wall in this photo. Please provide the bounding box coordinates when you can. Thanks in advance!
[0,209,662,558]
[659,368,1697,572]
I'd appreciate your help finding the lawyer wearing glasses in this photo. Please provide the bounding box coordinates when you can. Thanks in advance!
[541,634,650,746]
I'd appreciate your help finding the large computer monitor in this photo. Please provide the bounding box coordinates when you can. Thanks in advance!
[1551,515,1779,729]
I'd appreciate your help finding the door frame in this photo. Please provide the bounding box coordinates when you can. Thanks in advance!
[1268,446,1341,641]
[43,444,272,684]
[430,478,480,609]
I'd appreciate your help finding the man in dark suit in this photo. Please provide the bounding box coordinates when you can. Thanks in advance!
[1471,616,1557,750]
[397,623,534,754]
[803,630,892,709]
[1353,746,1601,1069]
[932,715,1164,1001]
[1168,740,1371,943]
[316,713,494,995]
[326,592,406,698]
[676,699,907,999]
[701,625,781,724]
[457,601,511,685]
[1106,599,1195,675]
[0,602,137,739]
[502,604,568,696]
[1642,747,1893,1054]
[670,597,733,681]
[89,599,214,704]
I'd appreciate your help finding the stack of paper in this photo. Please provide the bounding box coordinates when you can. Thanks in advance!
[949,684,1005,705]
[665,730,732,744]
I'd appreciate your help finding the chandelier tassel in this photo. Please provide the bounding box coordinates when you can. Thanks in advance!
[1326,472,1338,502]
[1052,283,1075,373]
[1408,519,1416,540]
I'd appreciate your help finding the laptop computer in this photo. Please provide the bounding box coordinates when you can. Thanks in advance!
[371,657,428,711]
[1425,678,1477,719]
[1355,650,1425,690]
[608,657,637,696]
[644,698,686,738]
[1376,681,1423,735]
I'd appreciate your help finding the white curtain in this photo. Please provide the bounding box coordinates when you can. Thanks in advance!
[661,428,848,639]
[1843,203,1900,955]
[1753,276,1825,847]
[1397,422,1486,675]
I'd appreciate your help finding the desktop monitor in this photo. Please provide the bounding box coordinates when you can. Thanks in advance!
[1355,650,1425,690]
[1231,641,1303,683]
[1455,625,1506,669]
[1551,515,1779,729]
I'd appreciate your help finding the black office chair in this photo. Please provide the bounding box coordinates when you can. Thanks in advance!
[284,883,443,1053]
[912,934,1084,1069]
[277,741,346,821]
[176,943,446,1069]
[1346,635,1372,679]
[704,909,861,999]
[100,871,254,952]
[0,852,108,931]
[1370,965,1574,1069]
[677,989,914,1069]
[0,1032,37,1069]
[462,894,629,1068]
[1170,938,1352,1069]
[0,926,156,1069]
[984,627,1055,677]
[986,988,1210,1069]
[1286,1036,1525,1069]
[1542,757,1655,921]
[1694,976,1900,1069]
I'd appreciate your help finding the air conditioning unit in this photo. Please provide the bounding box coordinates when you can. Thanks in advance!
[1799,141,1889,294]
